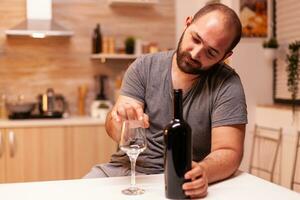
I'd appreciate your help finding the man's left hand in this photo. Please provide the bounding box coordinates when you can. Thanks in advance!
[182,161,208,199]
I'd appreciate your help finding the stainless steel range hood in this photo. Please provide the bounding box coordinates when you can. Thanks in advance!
[5,0,73,38]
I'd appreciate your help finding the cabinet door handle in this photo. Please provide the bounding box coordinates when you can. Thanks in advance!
[0,131,3,158]
[9,131,15,157]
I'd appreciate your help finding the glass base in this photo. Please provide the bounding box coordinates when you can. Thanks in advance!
[122,187,145,195]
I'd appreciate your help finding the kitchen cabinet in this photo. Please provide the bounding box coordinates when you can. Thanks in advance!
[0,119,116,183]
[65,125,117,179]
[0,127,66,183]
[0,130,5,182]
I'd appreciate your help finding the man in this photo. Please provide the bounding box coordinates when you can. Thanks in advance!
[85,3,247,198]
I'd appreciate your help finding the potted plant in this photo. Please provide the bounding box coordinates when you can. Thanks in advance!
[286,40,300,113]
[262,37,279,61]
[125,37,135,54]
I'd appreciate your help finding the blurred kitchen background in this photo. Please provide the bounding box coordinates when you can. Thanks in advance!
[0,0,299,193]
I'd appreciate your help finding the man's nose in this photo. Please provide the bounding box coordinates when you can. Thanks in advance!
[190,45,203,60]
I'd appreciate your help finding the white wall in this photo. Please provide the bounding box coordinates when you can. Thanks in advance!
[231,39,273,170]
[175,0,207,42]
[175,0,274,171]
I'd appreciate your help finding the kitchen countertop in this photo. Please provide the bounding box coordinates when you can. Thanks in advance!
[0,172,299,200]
[0,116,105,128]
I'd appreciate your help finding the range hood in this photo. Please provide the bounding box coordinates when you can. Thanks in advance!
[5,0,73,38]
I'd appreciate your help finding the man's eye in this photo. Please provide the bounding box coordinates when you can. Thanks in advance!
[208,50,215,58]
[192,37,200,44]
[206,50,215,59]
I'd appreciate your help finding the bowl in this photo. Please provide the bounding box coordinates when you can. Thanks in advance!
[6,102,36,114]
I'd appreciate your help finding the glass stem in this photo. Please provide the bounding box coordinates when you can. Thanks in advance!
[129,155,137,188]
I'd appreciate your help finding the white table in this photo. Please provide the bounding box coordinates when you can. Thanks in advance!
[0,172,299,200]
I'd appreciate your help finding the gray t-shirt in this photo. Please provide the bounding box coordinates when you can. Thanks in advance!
[110,50,247,174]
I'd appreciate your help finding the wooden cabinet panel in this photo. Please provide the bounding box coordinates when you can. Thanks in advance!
[67,126,117,179]
[0,130,6,183]
[96,126,117,163]
[37,127,66,181]
[0,124,115,182]
[4,127,66,183]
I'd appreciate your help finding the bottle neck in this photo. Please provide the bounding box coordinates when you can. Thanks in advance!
[173,89,183,120]
[95,24,101,34]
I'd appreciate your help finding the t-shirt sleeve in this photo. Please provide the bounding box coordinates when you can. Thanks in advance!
[211,75,248,128]
[119,57,146,103]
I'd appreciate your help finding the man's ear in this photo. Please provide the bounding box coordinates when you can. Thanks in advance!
[185,16,193,28]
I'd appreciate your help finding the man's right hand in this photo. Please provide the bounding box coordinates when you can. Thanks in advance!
[105,95,149,142]
[111,101,149,128]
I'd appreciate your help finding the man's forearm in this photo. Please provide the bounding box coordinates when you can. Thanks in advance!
[198,149,243,184]
[105,111,122,143]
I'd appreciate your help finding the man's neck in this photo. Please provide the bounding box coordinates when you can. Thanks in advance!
[172,53,199,92]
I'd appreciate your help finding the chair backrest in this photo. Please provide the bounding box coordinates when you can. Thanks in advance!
[291,131,300,191]
[249,124,282,183]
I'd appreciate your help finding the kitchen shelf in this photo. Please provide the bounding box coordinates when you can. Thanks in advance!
[108,0,158,7]
[90,53,140,63]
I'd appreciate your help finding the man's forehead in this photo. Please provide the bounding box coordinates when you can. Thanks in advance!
[190,14,234,51]
[192,11,227,30]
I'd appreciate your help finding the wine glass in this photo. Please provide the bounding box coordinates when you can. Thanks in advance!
[119,120,147,195]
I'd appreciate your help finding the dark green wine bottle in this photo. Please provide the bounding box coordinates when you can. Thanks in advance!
[164,89,192,199]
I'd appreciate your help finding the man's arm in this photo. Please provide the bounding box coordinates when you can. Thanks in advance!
[105,95,149,143]
[183,124,245,198]
[200,124,245,183]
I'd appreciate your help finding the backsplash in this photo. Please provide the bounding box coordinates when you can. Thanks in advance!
[0,0,175,115]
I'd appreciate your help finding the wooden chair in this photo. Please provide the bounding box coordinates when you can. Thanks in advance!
[249,124,282,183]
[291,131,300,191]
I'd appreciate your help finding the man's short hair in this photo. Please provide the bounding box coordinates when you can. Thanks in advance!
[192,3,242,52]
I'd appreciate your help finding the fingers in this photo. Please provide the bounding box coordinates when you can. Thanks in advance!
[183,162,208,199]
[185,163,204,180]
[191,161,198,167]
[111,109,121,122]
[182,176,206,190]
[143,114,150,128]
[134,105,144,121]
[185,186,208,199]
[111,103,149,127]
[124,104,136,120]
[183,177,208,199]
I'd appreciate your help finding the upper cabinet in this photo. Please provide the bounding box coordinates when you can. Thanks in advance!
[108,0,159,7]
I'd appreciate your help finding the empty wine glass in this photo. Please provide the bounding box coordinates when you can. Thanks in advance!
[119,120,147,195]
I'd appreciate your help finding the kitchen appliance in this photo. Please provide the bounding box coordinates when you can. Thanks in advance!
[7,90,67,120]
[5,0,73,38]
[90,75,112,122]
[5,95,36,119]
[37,88,67,118]
[6,102,36,119]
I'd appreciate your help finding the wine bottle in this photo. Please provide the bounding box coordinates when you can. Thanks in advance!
[164,89,192,199]
[92,24,102,54]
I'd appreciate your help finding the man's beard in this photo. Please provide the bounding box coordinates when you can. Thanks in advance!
[176,31,218,75]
